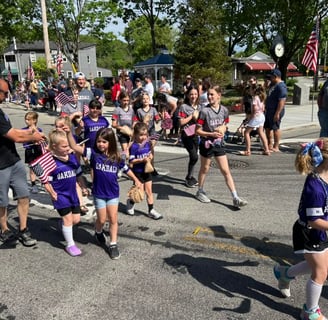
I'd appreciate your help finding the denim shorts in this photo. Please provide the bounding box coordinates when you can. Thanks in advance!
[94,197,119,209]
[0,160,30,207]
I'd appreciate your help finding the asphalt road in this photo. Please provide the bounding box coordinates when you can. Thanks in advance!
[0,102,325,320]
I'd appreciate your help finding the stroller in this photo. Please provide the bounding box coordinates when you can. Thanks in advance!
[228,118,258,145]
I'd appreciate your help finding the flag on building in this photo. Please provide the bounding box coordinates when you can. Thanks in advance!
[7,64,12,84]
[301,18,320,73]
[54,92,74,107]
[29,151,56,184]
[27,58,35,80]
[56,50,63,75]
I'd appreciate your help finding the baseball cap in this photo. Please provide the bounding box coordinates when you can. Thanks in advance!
[135,78,141,82]
[270,69,281,78]
[186,75,192,79]
[74,72,86,79]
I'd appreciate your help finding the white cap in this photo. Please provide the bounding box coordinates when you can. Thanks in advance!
[74,72,86,79]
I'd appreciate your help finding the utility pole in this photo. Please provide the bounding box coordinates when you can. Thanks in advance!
[40,0,52,69]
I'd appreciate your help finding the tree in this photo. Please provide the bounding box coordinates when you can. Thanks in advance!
[174,0,230,84]
[46,0,120,71]
[123,16,176,63]
[118,0,176,56]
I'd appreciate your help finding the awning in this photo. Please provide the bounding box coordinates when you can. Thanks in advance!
[1,68,18,76]
[245,62,298,71]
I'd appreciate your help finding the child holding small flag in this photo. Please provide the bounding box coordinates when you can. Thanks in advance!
[43,129,87,257]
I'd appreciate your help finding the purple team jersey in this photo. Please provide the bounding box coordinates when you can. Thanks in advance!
[48,153,81,209]
[129,140,152,173]
[85,148,129,199]
[298,174,328,243]
[82,115,109,149]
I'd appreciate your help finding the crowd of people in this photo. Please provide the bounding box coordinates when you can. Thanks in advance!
[3,69,328,319]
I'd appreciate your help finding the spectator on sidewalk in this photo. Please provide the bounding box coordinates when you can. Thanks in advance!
[317,78,328,137]
[0,79,45,247]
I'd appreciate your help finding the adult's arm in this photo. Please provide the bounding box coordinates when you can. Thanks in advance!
[4,128,45,143]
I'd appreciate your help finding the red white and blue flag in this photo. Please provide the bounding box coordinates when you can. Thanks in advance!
[7,64,12,84]
[27,58,35,80]
[56,50,63,75]
[302,18,320,73]
[29,149,56,184]
[55,92,74,107]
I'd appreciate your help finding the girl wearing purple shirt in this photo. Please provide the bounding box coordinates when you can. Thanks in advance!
[67,127,141,260]
[274,139,328,319]
[44,130,86,257]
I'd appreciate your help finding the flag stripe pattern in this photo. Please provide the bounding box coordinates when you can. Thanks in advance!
[29,151,56,184]
[7,64,12,84]
[55,92,74,107]
[28,58,35,80]
[301,18,319,72]
[56,50,62,75]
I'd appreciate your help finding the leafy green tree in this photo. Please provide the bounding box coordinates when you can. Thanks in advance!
[118,0,176,56]
[174,0,230,84]
[46,0,119,71]
[124,16,176,63]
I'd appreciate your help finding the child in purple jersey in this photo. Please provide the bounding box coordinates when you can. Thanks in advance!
[43,130,87,257]
[22,111,43,194]
[80,99,110,150]
[126,122,163,220]
[66,127,141,260]
[195,85,247,209]
[274,139,328,320]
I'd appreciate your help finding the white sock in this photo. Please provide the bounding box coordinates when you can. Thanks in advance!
[231,191,238,199]
[287,261,311,278]
[110,242,117,246]
[305,279,322,311]
[62,225,75,247]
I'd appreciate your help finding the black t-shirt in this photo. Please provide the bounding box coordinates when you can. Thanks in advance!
[0,108,20,169]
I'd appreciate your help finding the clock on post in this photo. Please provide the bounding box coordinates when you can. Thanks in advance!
[270,35,285,60]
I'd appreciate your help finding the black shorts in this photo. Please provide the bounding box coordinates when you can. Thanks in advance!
[293,220,328,253]
[25,145,43,164]
[133,171,152,183]
[199,142,226,158]
[117,133,131,145]
[57,205,81,217]
[264,109,285,131]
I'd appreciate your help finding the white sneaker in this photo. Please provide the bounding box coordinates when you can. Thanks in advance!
[233,197,248,208]
[273,265,294,298]
[31,185,39,194]
[195,190,211,203]
[126,199,135,215]
[148,209,163,220]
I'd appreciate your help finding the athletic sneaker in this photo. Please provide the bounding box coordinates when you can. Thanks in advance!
[300,304,327,320]
[233,197,248,208]
[17,228,37,247]
[95,230,107,245]
[0,229,17,245]
[148,209,163,220]
[117,169,123,178]
[31,185,39,194]
[65,244,82,257]
[126,199,135,216]
[273,264,294,298]
[195,190,211,203]
[185,177,198,188]
[107,244,121,260]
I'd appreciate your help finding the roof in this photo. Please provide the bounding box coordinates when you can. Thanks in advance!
[4,41,95,53]
[134,53,174,67]
[245,62,297,71]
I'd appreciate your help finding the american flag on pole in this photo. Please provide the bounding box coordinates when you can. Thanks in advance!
[55,92,74,107]
[27,58,35,80]
[29,151,56,184]
[56,50,63,75]
[83,104,89,116]
[301,18,320,73]
[7,64,12,84]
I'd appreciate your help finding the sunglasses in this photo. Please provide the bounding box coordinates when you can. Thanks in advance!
[89,106,102,110]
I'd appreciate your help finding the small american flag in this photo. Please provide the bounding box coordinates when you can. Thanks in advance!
[149,132,161,141]
[302,17,320,73]
[55,92,74,107]
[28,58,35,80]
[29,151,56,184]
[83,104,89,116]
[56,50,63,75]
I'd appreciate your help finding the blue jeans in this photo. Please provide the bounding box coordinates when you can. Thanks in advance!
[318,109,328,137]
